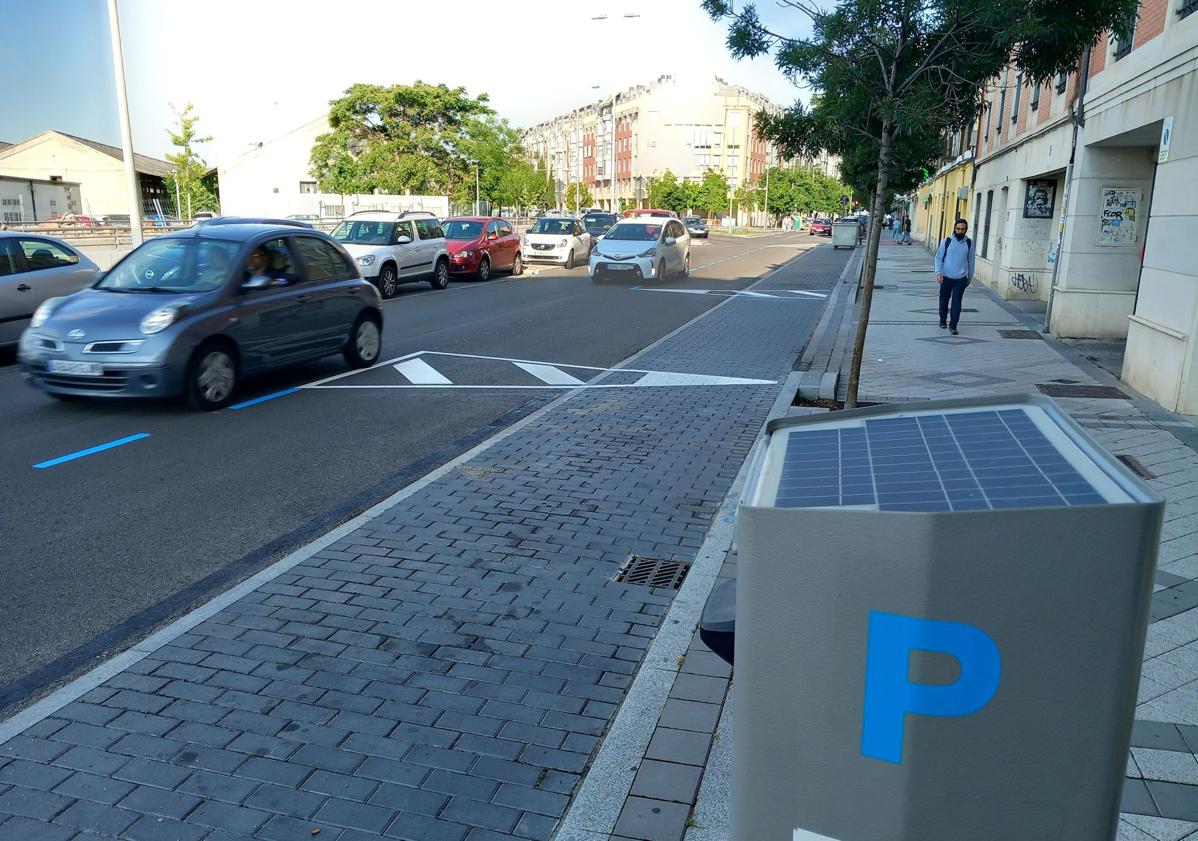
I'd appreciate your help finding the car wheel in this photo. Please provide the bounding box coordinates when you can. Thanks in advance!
[185,342,238,411]
[344,313,381,368]
[429,259,449,290]
[655,261,664,282]
[377,264,399,299]
[477,257,491,282]
[564,250,574,270]
[680,253,690,278]
[511,253,523,276]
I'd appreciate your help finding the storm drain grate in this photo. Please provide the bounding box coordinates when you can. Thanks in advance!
[614,555,691,589]
[999,329,1044,339]
[1036,383,1130,399]
[1116,454,1155,480]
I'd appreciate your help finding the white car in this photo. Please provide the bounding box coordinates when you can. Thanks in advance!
[331,211,450,297]
[522,217,592,269]
[589,218,690,283]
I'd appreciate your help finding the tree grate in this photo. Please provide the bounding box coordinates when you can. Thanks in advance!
[1116,454,1155,480]
[1036,383,1130,399]
[614,555,691,590]
[999,329,1044,339]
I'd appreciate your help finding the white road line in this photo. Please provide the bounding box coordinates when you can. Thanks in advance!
[394,358,453,385]
[514,362,585,386]
[780,289,830,298]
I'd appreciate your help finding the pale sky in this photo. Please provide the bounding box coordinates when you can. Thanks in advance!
[3,0,812,168]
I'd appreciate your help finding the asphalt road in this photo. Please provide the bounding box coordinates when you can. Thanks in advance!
[0,230,833,711]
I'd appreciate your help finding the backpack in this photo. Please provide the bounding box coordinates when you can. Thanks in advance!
[941,236,972,263]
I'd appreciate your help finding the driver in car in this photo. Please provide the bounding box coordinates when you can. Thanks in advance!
[244,246,280,287]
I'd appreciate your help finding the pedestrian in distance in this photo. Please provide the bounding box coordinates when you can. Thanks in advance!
[900,215,912,245]
[934,218,976,335]
[891,216,901,243]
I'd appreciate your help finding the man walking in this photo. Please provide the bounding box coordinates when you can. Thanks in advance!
[900,215,912,245]
[934,218,976,335]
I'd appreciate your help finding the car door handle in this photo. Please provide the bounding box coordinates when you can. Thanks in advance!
[17,283,31,292]
[296,295,313,303]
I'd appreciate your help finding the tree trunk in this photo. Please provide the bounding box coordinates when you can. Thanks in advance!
[844,119,894,409]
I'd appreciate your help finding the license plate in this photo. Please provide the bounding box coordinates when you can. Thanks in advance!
[47,360,104,376]
[606,264,633,271]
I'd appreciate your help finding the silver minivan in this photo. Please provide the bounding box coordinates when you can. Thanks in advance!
[0,231,99,347]
[588,218,691,282]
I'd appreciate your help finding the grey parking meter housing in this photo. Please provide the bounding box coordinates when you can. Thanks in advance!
[733,394,1163,841]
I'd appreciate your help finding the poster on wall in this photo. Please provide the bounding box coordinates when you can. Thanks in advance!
[1022,180,1056,218]
[1097,187,1142,246]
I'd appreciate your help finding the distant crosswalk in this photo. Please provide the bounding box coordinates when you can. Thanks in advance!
[303,351,777,391]
[632,286,827,300]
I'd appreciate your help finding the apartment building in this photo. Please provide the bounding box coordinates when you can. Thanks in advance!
[524,76,831,213]
[967,0,1197,412]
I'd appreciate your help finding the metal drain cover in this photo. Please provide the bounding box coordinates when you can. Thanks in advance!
[1036,383,1130,399]
[1116,454,1155,480]
[998,329,1044,339]
[614,555,690,589]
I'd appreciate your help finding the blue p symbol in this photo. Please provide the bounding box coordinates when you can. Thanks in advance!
[861,610,1001,764]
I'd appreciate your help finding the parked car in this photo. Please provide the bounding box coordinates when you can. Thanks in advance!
[589,218,690,282]
[287,214,320,222]
[18,220,382,409]
[330,211,449,297]
[809,219,833,236]
[682,216,709,238]
[443,217,523,281]
[192,212,218,224]
[55,214,103,228]
[582,212,619,239]
[0,232,100,348]
[522,217,592,269]
[622,208,678,219]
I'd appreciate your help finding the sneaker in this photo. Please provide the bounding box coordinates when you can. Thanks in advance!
[950,328,959,335]
[939,322,947,329]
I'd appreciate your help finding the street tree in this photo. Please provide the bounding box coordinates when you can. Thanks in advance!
[646,170,693,214]
[310,82,495,196]
[564,182,594,213]
[164,103,217,218]
[704,0,1138,407]
[456,115,524,211]
[692,169,730,217]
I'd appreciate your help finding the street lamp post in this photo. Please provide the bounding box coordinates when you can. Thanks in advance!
[105,0,143,246]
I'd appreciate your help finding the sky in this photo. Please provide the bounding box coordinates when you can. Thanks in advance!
[0,0,812,168]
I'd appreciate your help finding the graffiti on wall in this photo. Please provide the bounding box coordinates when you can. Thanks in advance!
[1097,187,1141,246]
[1010,272,1039,295]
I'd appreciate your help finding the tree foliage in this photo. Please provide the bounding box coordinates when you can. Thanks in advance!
[564,182,594,212]
[736,166,851,217]
[704,0,1139,406]
[164,103,217,217]
[692,169,730,216]
[645,170,694,214]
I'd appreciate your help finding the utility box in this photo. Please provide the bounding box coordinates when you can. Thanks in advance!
[733,394,1163,841]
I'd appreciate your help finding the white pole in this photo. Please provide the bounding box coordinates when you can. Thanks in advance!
[106,0,143,246]
[610,95,617,212]
[764,163,770,227]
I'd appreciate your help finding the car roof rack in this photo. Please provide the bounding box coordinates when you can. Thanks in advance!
[196,217,314,228]
[348,210,436,219]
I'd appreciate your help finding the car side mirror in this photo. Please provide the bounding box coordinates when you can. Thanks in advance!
[665,236,677,245]
[396,235,412,245]
[488,232,499,241]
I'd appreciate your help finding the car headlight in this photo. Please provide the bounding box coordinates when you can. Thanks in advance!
[31,297,63,328]
[139,305,183,335]
[559,238,568,247]
[639,246,657,258]
[458,250,475,258]
[356,255,376,267]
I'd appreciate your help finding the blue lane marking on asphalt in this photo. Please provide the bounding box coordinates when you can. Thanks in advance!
[228,387,300,410]
[34,433,150,469]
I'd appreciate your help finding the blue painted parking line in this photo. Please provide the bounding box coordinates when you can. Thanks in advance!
[34,433,150,469]
[228,387,300,410]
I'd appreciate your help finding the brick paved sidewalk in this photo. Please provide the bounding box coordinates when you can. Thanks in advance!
[718,239,1197,841]
[0,242,847,841]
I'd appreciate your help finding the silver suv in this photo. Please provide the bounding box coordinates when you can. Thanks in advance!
[331,211,450,297]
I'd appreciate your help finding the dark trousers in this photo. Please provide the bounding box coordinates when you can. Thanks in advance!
[939,276,968,328]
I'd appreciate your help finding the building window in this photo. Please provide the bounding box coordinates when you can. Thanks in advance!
[3,212,20,222]
[982,190,994,258]
[1180,0,1197,20]
[1011,73,1022,123]
[997,79,1006,134]
[1114,11,1136,60]
[50,200,57,207]
[727,155,739,170]
[973,193,981,237]
[1056,72,1068,94]
[299,181,318,194]
[1030,81,1041,111]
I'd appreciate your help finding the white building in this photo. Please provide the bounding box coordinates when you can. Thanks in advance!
[0,131,173,217]
[217,117,447,220]
[969,0,1198,412]
[0,175,81,223]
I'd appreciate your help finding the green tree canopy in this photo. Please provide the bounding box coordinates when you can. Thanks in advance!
[164,103,217,217]
[692,169,730,216]
[564,182,594,212]
[645,170,694,214]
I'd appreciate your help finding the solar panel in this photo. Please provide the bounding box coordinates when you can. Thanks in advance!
[762,406,1131,512]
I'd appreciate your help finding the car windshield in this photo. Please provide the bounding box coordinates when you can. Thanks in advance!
[603,223,660,242]
[331,220,396,244]
[443,221,485,240]
[584,214,616,230]
[529,219,574,235]
[97,238,240,293]
[684,217,702,224]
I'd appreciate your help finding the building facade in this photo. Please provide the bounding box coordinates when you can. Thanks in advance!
[0,131,172,218]
[967,0,1197,411]
[0,175,81,223]
[523,76,826,213]
[217,117,448,219]
[910,127,975,247]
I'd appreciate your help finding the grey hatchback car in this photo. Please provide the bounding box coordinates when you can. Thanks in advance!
[18,221,383,409]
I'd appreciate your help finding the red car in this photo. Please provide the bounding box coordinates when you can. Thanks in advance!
[622,208,678,219]
[808,219,832,236]
[444,217,523,280]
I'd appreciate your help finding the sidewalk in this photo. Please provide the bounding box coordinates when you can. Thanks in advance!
[0,240,847,841]
[749,238,1196,841]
